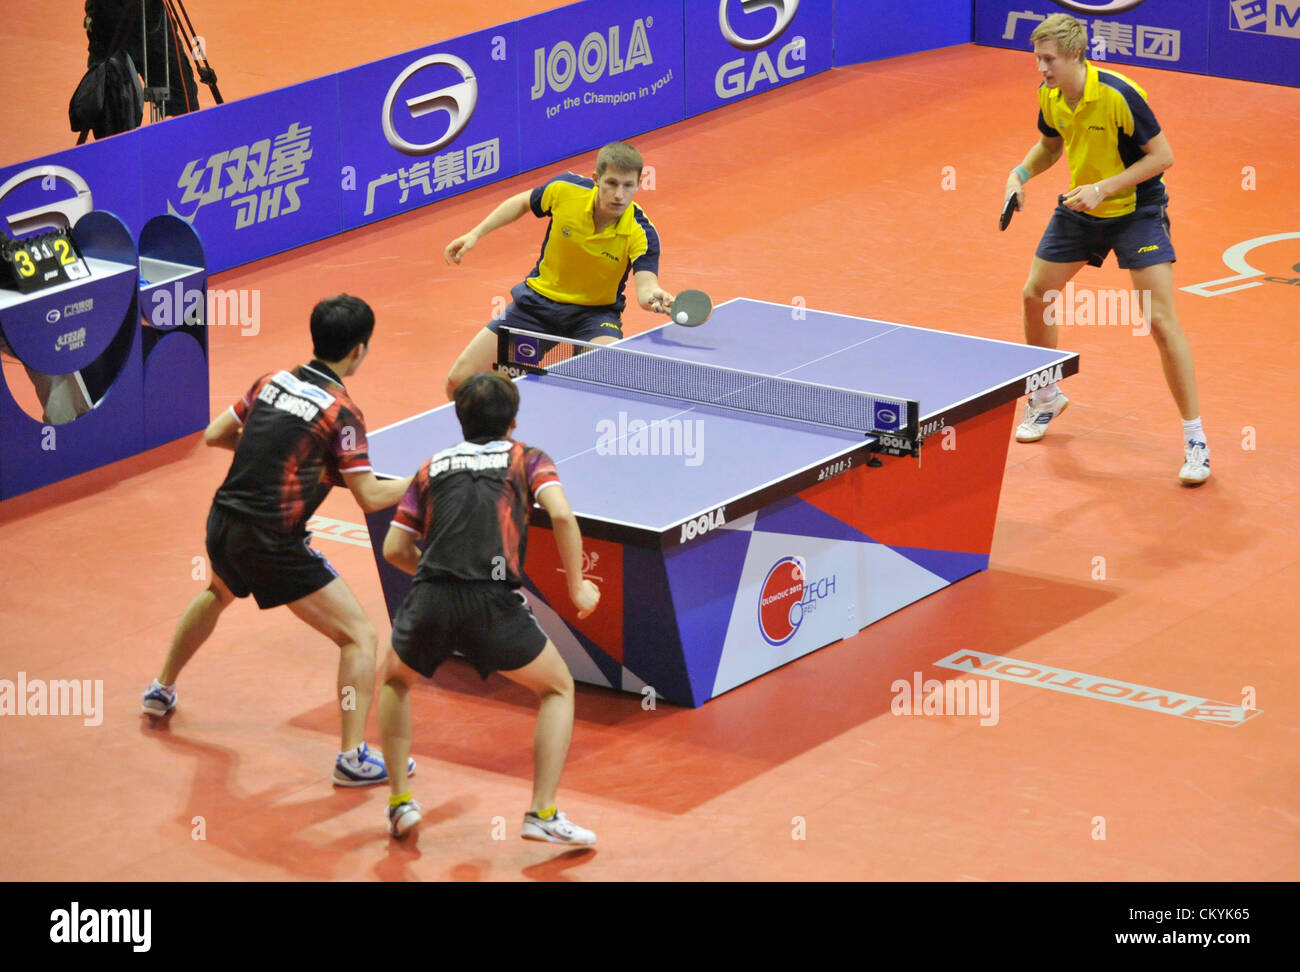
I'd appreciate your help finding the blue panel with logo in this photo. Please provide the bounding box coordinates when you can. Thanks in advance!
[518,0,686,173]
[135,75,342,273]
[0,136,145,244]
[337,26,522,230]
[685,0,833,117]
[974,1,1210,75]
[1209,1,1300,86]
[834,0,973,65]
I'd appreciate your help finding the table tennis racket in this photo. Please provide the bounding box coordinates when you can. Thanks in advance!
[999,193,1020,231]
[660,289,712,327]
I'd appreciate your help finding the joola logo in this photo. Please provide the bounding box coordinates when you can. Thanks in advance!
[679,506,726,543]
[530,19,654,100]
[1025,364,1064,395]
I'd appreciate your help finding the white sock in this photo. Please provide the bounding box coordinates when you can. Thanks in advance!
[1182,417,1206,445]
[1032,383,1060,405]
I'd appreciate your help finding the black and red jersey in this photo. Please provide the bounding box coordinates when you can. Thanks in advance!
[212,362,371,535]
[391,439,561,586]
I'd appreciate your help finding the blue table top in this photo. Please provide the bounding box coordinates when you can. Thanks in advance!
[370,299,1077,544]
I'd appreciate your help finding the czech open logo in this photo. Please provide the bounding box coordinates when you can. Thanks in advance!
[758,556,806,645]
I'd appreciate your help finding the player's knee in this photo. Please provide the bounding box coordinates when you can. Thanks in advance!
[336,618,378,654]
[541,661,574,699]
[1145,309,1178,343]
[1022,281,1051,305]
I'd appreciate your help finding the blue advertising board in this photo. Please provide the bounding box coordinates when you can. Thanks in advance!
[0,136,145,244]
[518,0,686,172]
[684,0,834,116]
[1210,1,1300,86]
[135,75,343,273]
[834,0,973,65]
[975,1,1211,76]
[336,26,522,230]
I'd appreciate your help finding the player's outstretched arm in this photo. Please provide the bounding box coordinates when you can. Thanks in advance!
[345,471,413,514]
[635,270,673,314]
[535,484,599,619]
[204,408,242,451]
[382,523,421,576]
[444,190,533,265]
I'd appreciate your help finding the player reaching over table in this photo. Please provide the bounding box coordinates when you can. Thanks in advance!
[376,371,600,842]
[141,295,417,787]
[442,140,674,398]
[1005,13,1210,485]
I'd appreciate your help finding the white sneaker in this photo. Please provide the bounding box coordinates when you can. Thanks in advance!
[1179,440,1210,485]
[522,809,596,845]
[1015,391,1070,442]
[387,799,422,838]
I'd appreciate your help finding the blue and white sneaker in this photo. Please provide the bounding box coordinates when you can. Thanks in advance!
[141,679,176,716]
[1015,391,1069,442]
[332,742,417,788]
[1179,440,1210,485]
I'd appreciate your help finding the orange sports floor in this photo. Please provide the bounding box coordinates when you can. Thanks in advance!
[2,7,1298,881]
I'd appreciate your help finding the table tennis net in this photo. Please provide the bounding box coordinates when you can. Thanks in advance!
[497,327,918,439]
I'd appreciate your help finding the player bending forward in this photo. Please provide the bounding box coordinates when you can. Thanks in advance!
[442,140,674,398]
[377,372,600,842]
[142,295,415,787]
[1006,13,1210,484]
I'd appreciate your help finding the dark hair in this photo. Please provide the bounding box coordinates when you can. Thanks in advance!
[310,295,375,361]
[454,372,520,441]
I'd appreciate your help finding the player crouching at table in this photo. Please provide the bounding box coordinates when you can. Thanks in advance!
[141,295,415,787]
[377,371,601,842]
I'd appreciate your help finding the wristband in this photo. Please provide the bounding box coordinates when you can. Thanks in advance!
[1012,165,1031,184]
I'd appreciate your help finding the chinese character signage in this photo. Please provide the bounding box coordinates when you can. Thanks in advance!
[138,75,342,272]
[975,1,1210,75]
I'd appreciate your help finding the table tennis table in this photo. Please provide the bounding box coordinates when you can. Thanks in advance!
[363,298,1078,706]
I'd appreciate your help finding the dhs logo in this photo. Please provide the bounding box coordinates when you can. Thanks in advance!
[516,337,540,361]
[382,52,478,156]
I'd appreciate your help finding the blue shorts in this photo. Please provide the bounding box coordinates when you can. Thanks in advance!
[1035,199,1176,270]
[487,281,624,342]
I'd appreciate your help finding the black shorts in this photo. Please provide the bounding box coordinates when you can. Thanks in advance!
[205,505,338,609]
[1035,199,1176,270]
[390,580,549,680]
[487,281,624,342]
